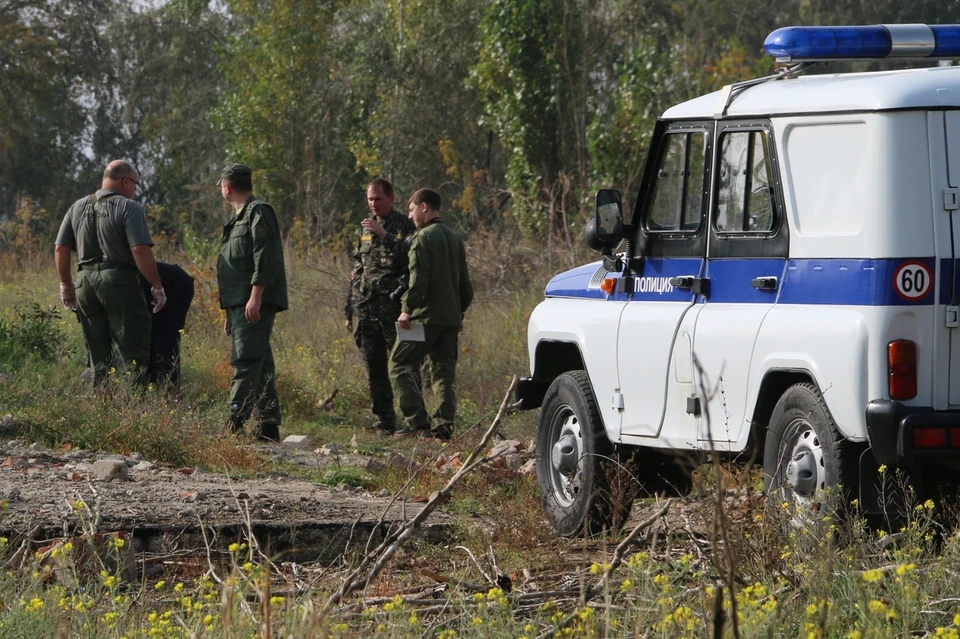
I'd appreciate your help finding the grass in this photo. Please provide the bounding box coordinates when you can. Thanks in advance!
[7,236,960,636]
[4,495,960,637]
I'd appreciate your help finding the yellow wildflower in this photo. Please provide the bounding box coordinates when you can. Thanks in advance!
[861,569,883,583]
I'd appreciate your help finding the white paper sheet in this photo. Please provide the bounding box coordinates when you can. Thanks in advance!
[395,321,425,342]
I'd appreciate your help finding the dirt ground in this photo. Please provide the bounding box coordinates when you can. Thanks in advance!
[0,433,754,581]
[0,437,451,564]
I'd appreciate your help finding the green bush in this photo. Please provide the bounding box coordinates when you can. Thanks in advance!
[0,303,66,368]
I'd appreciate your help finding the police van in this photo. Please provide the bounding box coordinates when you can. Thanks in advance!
[517,24,960,536]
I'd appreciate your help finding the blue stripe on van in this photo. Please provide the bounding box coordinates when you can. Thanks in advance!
[546,257,940,306]
[706,259,785,304]
[778,258,936,306]
[545,258,702,301]
[940,258,960,305]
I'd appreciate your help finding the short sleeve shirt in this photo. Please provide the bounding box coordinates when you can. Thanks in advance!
[55,189,153,266]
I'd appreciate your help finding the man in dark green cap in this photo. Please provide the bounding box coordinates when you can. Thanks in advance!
[54,160,166,387]
[217,163,288,442]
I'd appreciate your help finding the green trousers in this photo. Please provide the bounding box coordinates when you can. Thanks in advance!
[388,323,459,431]
[76,266,151,386]
[227,305,281,428]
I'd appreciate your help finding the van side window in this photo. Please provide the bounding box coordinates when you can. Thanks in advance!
[647,132,705,232]
[716,130,775,233]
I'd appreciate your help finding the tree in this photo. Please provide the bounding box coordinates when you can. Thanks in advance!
[336,0,498,226]
[215,0,359,238]
[99,0,230,236]
[471,0,585,237]
[0,0,107,223]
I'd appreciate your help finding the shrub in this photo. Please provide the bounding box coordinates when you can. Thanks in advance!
[0,303,66,369]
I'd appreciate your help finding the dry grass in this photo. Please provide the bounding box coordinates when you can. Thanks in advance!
[12,231,960,637]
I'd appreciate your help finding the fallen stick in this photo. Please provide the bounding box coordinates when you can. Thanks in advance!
[320,377,518,615]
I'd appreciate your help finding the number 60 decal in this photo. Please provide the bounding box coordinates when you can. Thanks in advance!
[893,261,933,301]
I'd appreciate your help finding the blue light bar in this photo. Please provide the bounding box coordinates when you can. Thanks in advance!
[932,25,960,56]
[764,26,890,60]
[764,24,960,61]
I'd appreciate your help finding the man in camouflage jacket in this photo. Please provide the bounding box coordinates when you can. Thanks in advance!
[344,178,416,432]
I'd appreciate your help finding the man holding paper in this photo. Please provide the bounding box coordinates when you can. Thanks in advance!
[390,188,473,440]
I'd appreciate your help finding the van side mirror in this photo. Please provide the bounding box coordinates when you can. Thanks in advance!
[586,189,623,253]
[596,189,623,241]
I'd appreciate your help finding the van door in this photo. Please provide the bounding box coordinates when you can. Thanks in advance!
[618,122,710,440]
[942,111,960,406]
[693,123,788,445]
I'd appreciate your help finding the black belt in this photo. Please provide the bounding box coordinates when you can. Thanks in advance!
[78,261,136,272]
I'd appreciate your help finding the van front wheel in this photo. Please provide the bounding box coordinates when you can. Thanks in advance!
[536,371,620,537]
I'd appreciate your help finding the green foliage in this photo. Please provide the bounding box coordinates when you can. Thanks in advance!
[0,303,66,368]
[471,0,577,233]
[0,1,108,220]
[180,224,222,264]
[587,34,666,199]
[320,465,370,488]
[8,0,960,246]
[116,2,230,237]
[214,0,361,237]
[338,0,495,225]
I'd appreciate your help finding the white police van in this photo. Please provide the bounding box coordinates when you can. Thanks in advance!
[517,24,960,536]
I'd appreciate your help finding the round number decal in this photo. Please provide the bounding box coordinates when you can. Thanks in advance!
[893,261,933,301]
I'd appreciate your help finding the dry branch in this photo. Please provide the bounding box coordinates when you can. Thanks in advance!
[322,376,519,612]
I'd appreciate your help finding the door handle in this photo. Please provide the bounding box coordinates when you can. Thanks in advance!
[751,276,778,291]
[669,276,710,295]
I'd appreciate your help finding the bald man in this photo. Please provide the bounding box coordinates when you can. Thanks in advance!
[55,160,166,386]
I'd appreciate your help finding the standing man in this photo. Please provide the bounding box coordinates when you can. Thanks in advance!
[390,188,473,440]
[55,160,166,386]
[344,178,416,433]
[217,163,288,442]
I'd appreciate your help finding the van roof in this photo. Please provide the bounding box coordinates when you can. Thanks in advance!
[662,64,960,120]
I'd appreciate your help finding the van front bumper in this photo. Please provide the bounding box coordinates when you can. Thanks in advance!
[865,400,960,465]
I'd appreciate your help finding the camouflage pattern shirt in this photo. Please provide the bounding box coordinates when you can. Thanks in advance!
[345,210,416,322]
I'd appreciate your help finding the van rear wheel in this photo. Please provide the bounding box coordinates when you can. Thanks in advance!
[537,371,625,537]
[764,383,858,519]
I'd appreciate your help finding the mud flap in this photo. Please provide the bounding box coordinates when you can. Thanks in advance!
[858,447,913,519]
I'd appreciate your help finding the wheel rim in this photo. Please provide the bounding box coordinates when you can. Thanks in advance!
[784,418,825,504]
[547,403,584,508]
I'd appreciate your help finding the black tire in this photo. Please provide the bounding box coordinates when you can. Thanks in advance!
[536,371,624,537]
[763,383,859,515]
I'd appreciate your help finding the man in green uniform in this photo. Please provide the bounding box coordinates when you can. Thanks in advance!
[344,178,416,433]
[55,160,166,387]
[217,163,288,442]
[390,188,473,440]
